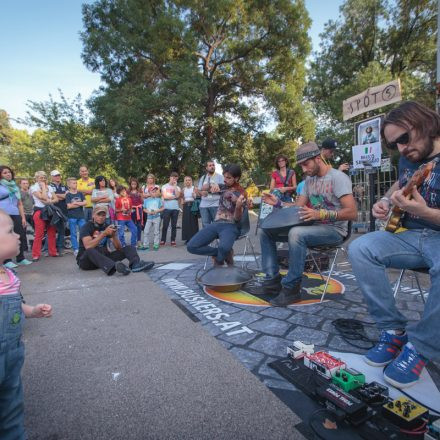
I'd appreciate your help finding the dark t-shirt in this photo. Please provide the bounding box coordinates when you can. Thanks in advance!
[66,192,85,219]
[49,183,68,215]
[399,153,440,231]
[78,221,108,260]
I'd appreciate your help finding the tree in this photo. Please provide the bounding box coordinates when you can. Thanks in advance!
[307,0,436,164]
[18,93,118,179]
[81,0,314,178]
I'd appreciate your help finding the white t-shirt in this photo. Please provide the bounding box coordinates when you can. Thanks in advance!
[30,183,55,208]
[183,186,195,202]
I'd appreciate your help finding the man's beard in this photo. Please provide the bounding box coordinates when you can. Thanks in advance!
[404,137,434,162]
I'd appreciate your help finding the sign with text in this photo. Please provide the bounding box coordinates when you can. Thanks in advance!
[343,79,402,121]
[352,142,382,169]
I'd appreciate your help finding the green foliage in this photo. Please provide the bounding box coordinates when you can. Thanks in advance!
[80,0,314,179]
[307,0,437,165]
[0,95,120,181]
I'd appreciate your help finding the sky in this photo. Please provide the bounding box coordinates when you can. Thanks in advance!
[0,0,344,129]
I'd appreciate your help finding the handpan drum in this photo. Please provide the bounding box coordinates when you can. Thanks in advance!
[260,206,314,231]
[197,266,253,293]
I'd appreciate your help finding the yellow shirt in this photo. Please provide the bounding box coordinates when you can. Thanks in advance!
[77,178,95,208]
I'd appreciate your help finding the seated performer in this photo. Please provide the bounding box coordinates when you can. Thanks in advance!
[77,204,154,275]
[259,142,356,306]
[349,101,440,389]
[187,164,247,266]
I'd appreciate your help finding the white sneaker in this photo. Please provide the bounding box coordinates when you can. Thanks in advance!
[74,250,79,257]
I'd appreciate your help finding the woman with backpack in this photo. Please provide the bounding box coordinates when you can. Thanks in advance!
[270,154,297,202]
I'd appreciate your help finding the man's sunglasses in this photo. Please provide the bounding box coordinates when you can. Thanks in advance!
[386,132,410,150]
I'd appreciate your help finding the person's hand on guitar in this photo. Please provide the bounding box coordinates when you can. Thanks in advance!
[372,199,391,219]
[262,193,279,206]
[391,186,428,217]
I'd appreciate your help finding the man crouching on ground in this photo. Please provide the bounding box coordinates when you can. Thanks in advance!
[77,204,154,275]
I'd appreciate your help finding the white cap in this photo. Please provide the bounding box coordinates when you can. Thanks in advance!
[50,170,61,176]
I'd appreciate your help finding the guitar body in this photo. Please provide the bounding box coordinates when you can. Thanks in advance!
[385,206,404,232]
[384,158,438,233]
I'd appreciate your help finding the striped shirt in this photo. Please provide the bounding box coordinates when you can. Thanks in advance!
[0,267,21,296]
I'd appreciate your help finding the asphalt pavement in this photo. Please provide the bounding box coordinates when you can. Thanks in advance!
[19,225,305,440]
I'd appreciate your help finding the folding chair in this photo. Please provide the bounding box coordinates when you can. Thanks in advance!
[307,221,352,303]
[392,268,429,304]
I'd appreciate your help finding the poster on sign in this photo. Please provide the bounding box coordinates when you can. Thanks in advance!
[352,142,382,169]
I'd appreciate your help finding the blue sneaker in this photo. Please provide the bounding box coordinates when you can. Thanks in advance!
[4,261,18,269]
[383,344,427,389]
[364,330,408,367]
[17,259,32,266]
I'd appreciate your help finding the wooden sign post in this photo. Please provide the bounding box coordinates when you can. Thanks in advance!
[343,79,402,121]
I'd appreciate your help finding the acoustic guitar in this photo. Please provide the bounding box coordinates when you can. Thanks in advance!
[385,157,439,232]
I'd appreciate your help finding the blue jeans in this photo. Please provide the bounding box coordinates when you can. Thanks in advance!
[56,220,65,252]
[187,222,239,264]
[117,220,138,247]
[348,229,440,361]
[200,207,218,228]
[259,225,344,288]
[0,294,26,440]
[84,207,93,222]
[68,218,86,251]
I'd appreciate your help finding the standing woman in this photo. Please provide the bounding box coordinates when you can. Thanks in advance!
[142,174,161,199]
[128,178,144,248]
[91,176,114,224]
[181,176,199,243]
[0,166,32,267]
[269,154,297,202]
[30,171,59,261]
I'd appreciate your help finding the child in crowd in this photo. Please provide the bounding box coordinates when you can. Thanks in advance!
[115,186,138,247]
[161,172,181,246]
[66,178,87,257]
[0,208,52,439]
[141,186,163,250]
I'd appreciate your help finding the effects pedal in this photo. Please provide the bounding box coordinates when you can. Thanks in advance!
[382,397,428,430]
[332,368,365,392]
[352,381,389,406]
[317,383,370,426]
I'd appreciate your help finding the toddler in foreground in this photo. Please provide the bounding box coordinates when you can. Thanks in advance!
[0,209,52,439]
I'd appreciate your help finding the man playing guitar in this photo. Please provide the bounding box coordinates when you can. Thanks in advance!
[349,101,440,389]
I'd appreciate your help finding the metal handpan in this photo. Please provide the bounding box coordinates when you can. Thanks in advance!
[260,206,314,231]
[198,266,253,292]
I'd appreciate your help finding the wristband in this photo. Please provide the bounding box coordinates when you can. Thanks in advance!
[274,200,283,209]
[380,196,391,203]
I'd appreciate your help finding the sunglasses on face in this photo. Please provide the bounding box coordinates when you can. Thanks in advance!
[386,132,410,150]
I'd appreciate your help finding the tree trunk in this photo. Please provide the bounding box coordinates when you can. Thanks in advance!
[204,84,215,160]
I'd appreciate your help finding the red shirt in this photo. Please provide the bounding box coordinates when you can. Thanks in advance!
[115,196,132,221]
[271,169,295,189]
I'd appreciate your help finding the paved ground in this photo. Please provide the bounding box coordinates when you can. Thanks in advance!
[19,220,305,440]
[18,217,437,439]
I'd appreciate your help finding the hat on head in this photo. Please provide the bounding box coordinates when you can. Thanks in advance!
[296,142,321,164]
[320,138,338,149]
[50,170,61,176]
[93,204,109,215]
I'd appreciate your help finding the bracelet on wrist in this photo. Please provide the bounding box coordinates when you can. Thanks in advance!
[274,200,282,209]
[380,196,391,203]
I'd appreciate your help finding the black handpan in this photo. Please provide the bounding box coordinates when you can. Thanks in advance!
[260,206,314,231]
[198,266,253,292]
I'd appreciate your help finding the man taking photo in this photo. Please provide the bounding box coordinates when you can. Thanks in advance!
[77,205,154,275]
